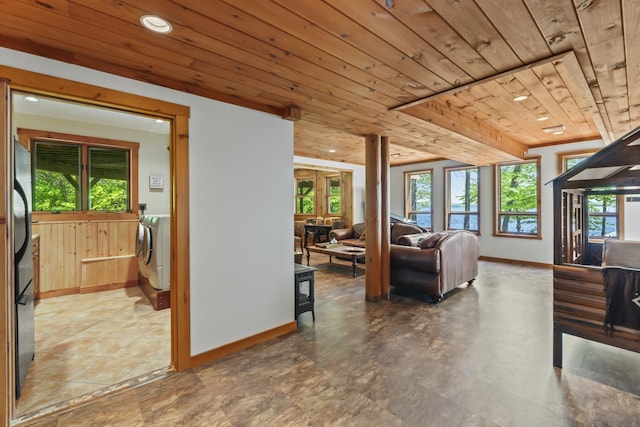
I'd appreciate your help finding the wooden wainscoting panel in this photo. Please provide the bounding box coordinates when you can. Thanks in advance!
[36,219,138,296]
[81,255,138,290]
[37,221,79,293]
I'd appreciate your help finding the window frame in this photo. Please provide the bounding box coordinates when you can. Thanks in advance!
[295,177,315,215]
[17,128,139,221]
[558,150,623,240]
[494,157,541,239]
[325,175,341,216]
[404,168,433,230]
[444,165,480,233]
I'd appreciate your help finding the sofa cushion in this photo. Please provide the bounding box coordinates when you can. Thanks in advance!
[419,232,448,249]
[341,239,366,248]
[391,223,425,244]
[396,232,432,247]
[352,223,365,239]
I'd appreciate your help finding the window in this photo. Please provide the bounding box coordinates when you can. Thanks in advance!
[295,178,315,214]
[405,169,432,229]
[560,151,619,239]
[445,166,479,232]
[586,193,618,238]
[326,176,341,215]
[19,129,138,217]
[495,159,540,237]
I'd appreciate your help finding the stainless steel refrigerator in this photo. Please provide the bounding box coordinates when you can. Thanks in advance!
[14,138,34,399]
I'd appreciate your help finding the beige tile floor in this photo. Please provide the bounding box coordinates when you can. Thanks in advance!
[15,286,171,418]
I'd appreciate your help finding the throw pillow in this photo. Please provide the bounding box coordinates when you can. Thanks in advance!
[419,232,446,249]
[358,230,366,241]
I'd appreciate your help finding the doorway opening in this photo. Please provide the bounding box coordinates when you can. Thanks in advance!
[1,67,191,425]
[11,92,172,418]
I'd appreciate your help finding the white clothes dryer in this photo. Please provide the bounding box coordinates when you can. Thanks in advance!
[137,215,171,291]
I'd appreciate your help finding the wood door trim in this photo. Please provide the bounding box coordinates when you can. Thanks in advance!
[0,66,192,422]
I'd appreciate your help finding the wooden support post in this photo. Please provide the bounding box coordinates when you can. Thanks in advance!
[381,136,391,299]
[365,135,382,302]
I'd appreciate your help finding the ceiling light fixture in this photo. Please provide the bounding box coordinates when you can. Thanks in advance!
[391,153,401,158]
[329,149,336,153]
[537,116,549,121]
[140,15,173,34]
[542,125,566,134]
[155,119,165,123]
[24,96,39,102]
[513,95,528,102]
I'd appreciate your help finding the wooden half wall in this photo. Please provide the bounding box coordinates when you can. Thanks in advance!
[33,219,139,297]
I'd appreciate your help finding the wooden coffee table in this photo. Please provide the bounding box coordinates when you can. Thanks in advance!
[306,244,365,277]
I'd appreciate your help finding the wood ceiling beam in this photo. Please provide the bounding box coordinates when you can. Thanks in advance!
[390,52,573,111]
[391,50,610,161]
[401,101,526,161]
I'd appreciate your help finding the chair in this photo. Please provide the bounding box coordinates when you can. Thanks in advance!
[294,221,305,255]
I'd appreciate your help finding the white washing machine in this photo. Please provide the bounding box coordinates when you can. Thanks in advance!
[136,215,171,291]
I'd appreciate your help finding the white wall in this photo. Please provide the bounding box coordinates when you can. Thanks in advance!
[11,113,171,215]
[1,47,294,356]
[294,156,366,224]
[624,196,640,240]
[391,140,607,265]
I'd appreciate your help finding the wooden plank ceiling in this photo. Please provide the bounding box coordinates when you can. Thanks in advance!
[0,0,637,166]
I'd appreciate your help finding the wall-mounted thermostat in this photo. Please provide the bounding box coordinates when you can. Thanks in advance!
[149,175,164,189]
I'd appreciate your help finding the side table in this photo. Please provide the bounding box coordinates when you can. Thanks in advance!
[294,264,316,323]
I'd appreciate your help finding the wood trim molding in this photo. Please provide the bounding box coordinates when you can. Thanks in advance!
[191,322,297,368]
[171,114,191,371]
[1,76,12,427]
[479,255,553,269]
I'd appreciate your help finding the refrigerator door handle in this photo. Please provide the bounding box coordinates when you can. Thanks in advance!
[17,291,30,305]
[14,178,30,262]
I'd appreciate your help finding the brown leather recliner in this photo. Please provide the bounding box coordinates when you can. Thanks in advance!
[390,230,480,302]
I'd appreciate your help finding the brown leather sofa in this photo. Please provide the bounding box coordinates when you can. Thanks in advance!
[330,223,479,301]
[329,222,427,248]
[391,230,480,302]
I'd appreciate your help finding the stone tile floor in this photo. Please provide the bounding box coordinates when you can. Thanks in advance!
[15,286,170,419]
[16,258,640,426]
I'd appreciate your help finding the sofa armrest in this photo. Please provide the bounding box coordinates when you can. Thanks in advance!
[390,245,439,272]
[329,228,354,241]
[436,230,480,288]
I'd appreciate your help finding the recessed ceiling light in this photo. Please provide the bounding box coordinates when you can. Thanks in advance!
[513,95,528,102]
[543,125,566,134]
[537,116,549,121]
[155,119,165,123]
[391,153,401,158]
[24,96,39,102]
[140,15,173,34]
[329,149,336,153]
